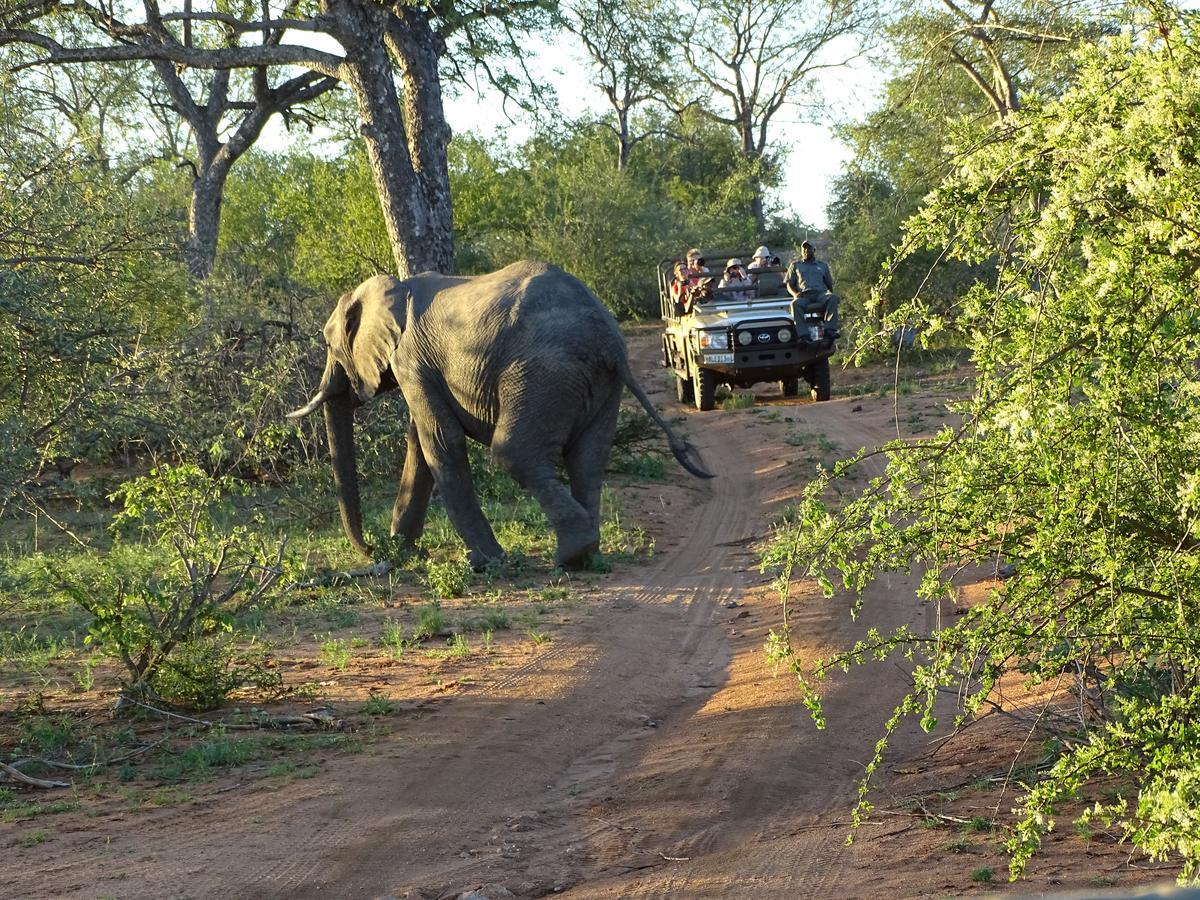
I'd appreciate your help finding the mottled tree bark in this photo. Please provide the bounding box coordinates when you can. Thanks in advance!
[386,6,454,274]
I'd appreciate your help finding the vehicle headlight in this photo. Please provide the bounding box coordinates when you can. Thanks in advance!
[777,328,792,343]
[737,330,753,346]
[700,331,729,350]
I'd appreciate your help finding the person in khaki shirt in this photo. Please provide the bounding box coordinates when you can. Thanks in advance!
[784,240,840,335]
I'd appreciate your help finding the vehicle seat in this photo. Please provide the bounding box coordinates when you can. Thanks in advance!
[755,271,785,298]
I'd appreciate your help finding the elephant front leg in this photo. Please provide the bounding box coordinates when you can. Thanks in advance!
[416,420,504,570]
[391,421,434,545]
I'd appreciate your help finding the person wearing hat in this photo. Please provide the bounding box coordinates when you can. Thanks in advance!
[685,248,709,284]
[784,240,839,335]
[747,245,778,272]
[719,257,754,302]
[748,245,783,297]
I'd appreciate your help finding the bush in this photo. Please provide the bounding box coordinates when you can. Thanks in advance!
[424,559,472,600]
[763,9,1200,882]
[51,464,287,706]
[151,636,282,712]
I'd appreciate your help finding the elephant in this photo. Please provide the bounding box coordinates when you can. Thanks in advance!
[287,260,712,569]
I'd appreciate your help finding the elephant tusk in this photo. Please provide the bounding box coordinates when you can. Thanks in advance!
[285,390,329,419]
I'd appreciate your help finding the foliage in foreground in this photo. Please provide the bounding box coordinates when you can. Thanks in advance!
[51,465,287,707]
[765,7,1200,881]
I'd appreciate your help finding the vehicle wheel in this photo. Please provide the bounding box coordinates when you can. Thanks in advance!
[809,357,832,402]
[695,369,717,411]
[675,374,694,404]
[780,377,799,398]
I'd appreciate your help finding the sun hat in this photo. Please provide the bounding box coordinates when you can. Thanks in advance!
[753,245,770,259]
[726,258,743,269]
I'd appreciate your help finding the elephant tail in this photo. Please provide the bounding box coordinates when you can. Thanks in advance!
[620,361,714,480]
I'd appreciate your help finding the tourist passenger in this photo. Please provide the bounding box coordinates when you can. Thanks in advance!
[749,245,783,296]
[784,240,840,334]
[685,248,709,283]
[718,258,755,302]
[669,260,690,314]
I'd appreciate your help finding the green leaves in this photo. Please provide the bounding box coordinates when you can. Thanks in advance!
[766,3,1200,882]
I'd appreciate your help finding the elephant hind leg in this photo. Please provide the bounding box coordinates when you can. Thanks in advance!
[564,388,621,534]
[493,439,596,569]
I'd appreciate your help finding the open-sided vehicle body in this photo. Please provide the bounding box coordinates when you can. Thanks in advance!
[658,253,836,410]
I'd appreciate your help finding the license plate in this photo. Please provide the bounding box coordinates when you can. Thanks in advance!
[705,352,734,364]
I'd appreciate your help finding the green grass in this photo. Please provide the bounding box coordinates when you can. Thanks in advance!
[380,620,409,658]
[17,714,80,755]
[361,691,396,716]
[413,601,448,640]
[425,557,472,599]
[0,628,74,673]
[1,795,81,823]
[318,636,351,670]
[970,867,993,883]
[721,391,756,410]
[964,816,993,833]
[16,828,50,847]
[153,732,359,783]
[944,836,971,854]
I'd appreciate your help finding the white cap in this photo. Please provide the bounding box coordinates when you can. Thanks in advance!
[753,245,770,259]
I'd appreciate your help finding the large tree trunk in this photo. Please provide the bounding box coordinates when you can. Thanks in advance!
[184,161,230,279]
[741,125,766,234]
[387,8,454,274]
[325,0,443,277]
[616,107,631,172]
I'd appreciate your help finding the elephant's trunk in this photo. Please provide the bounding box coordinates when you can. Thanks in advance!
[324,387,372,559]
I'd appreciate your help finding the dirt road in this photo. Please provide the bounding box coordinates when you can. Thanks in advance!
[6,334,1150,898]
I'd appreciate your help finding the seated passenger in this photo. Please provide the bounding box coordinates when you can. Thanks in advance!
[749,245,784,296]
[685,248,709,284]
[747,246,775,272]
[718,258,754,302]
[669,260,690,314]
[784,240,840,335]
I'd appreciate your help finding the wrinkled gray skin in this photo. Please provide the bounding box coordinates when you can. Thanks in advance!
[288,260,711,569]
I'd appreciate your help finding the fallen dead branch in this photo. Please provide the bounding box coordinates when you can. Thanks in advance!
[0,760,70,789]
[117,694,344,731]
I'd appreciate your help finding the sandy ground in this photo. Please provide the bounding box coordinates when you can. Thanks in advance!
[1,331,1177,898]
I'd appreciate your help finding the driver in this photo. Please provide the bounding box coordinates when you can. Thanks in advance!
[784,241,840,336]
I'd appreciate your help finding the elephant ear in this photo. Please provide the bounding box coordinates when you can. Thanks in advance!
[326,276,406,403]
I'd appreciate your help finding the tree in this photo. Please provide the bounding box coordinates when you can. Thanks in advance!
[894,0,1112,122]
[825,0,1105,326]
[660,0,874,232]
[765,4,1200,879]
[0,0,554,277]
[0,4,337,278]
[563,0,677,171]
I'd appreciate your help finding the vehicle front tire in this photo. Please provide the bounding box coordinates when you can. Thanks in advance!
[675,374,694,404]
[695,369,717,411]
[780,377,799,398]
[809,357,832,402]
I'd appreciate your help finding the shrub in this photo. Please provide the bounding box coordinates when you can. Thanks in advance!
[51,464,287,706]
[763,10,1200,882]
[425,558,472,599]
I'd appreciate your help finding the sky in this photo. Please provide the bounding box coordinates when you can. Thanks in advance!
[437,36,885,231]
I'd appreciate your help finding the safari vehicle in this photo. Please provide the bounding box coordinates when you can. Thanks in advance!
[658,253,836,411]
